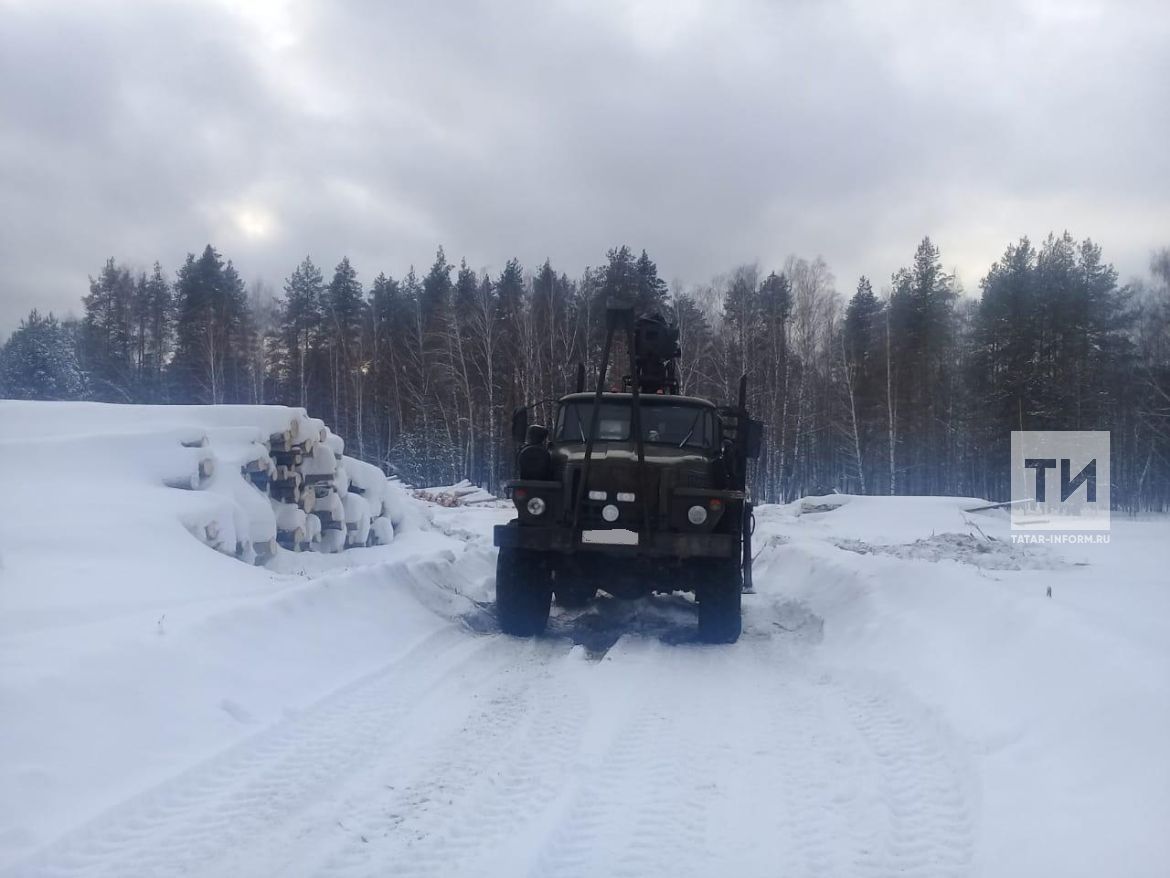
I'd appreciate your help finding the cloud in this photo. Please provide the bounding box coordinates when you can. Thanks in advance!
[1,0,1167,335]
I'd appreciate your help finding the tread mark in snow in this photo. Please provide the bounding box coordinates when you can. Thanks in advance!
[2,626,507,878]
[841,686,977,878]
[308,646,589,878]
[9,619,976,878]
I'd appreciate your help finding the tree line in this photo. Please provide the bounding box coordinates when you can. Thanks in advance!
[3,237,1168,511]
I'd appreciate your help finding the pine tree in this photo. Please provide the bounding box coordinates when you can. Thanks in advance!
[170,245,254,404]
[222,260,255,403]
[634,249,669,315]
[81,258,135,401]
[368,272,403,467]
[0,310,87,400]
[324,257,366,438]
[721,265,760,398]
[138,263,173,401]
[495,258,527,417]
[280,256,325,408]
[888,237,958,492]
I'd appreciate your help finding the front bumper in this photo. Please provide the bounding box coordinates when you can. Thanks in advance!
[493,523,738,559]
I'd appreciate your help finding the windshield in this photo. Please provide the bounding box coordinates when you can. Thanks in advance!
[556,401,715,449]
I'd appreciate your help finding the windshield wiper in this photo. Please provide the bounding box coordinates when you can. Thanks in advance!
[678,409,705,448]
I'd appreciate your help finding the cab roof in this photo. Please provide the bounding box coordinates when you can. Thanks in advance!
[556,392,717,409]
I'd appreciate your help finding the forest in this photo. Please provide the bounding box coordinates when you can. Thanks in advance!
[3,236,1168,511]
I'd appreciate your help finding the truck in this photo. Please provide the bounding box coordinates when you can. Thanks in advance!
[493,302,762,643]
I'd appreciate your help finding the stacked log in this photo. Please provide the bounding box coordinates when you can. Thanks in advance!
[343,455,396,546]
[412,480,498,507]
[156,408,398,564]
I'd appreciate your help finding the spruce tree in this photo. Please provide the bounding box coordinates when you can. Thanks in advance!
[325,257,366,437]
[280,256,325,408]
[0,310,87,400]
[81,258,135,401]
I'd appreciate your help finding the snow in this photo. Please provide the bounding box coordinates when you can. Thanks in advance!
[343,455,387,518]
[0,400,320,445]
[0,403,1167,878]
[341,492,371,546]
[301,442,337,477]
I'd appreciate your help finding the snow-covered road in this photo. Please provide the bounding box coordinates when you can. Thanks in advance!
[2,450,1168,877]
[4,580,975,878]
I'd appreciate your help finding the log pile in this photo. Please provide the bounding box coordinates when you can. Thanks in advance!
[158,408,400,564]
[412,480,499,507]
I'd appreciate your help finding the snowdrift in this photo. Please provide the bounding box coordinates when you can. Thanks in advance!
[751,494,1170,877]
[0,402,483,864]
[0,401,401,566]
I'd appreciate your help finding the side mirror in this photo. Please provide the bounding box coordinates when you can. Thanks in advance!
[511,407,529,444]
[744,419,764,459]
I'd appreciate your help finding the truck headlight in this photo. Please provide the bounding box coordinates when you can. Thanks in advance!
[687,504,708,525]
[526,496,547,516]
[602,503,619,522]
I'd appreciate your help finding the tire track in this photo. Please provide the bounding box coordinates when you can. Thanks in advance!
[840,684,976,878]
[306,644,589,878]
[530,641,733,878]
[3,627,510,878]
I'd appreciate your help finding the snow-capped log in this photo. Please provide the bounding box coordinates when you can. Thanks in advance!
[301,443,338,483]
[163,447,215,490]
[318,527,346,554]
[382,478,417,531]
[251,536,278,565]
[369,515,394,546]
[322,430,344,457]
[342,456,386,516]
[314,490,345,531]
[271,498,307,533]
[342,492,371,547]
[304,512,322,546]
[277,526,306,552]
[413,480,496,507]
[272,465,302,485]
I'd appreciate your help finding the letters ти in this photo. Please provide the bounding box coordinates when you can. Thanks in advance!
[1023,457,1097,503]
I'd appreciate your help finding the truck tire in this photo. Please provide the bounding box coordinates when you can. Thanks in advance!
[697,559,742,644]
[496,547,552,636]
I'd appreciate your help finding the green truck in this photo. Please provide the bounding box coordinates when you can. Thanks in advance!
[493,304,762,643]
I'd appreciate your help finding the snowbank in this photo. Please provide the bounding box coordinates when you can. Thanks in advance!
[0,402,484,865]
[0,401,400,562]
[752,495,1170,877]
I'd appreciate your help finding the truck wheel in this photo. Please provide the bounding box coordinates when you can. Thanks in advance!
[496,547,552,636]
[697,559,742,644]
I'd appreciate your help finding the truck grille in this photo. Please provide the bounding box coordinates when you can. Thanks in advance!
[565,463,656,527]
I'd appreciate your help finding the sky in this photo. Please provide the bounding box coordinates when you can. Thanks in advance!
[1,0,1168,335]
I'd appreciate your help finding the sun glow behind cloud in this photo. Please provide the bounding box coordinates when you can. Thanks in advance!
[215,0,301,51]
[231,204,278,241]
